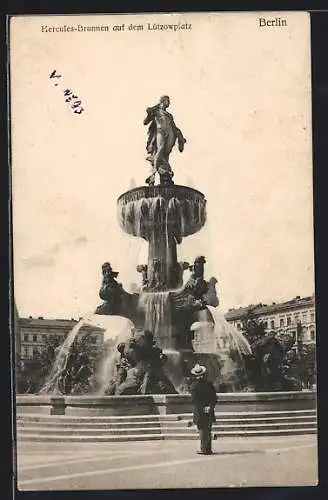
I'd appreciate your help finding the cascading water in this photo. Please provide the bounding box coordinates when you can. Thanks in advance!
[91,316,135,394]
[158,308,253,393]
[39,314,135,395]
[94,340,119,393]
[39,318,86,394]
[209,308,252,356]
[79,314,134,395]
[201,307,252,391]
[161,348,191,393]
[118,194,206,241]
[38,305,252,395]
[139,291,173,349]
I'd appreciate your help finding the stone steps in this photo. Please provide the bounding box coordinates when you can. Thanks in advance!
[16,408,316,423]
[16,409,317,442]
[17,428,317,443]
[17,422,316,436]
[17,415,315,429]
[17,420,178,429]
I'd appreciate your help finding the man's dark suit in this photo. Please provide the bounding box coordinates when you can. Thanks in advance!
[191,378,217,454]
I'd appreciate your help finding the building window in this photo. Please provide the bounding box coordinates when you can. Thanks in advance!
[23,334,28,342]
[33,347,39,358]
[237,323,241,330]
[310,330,315,341]
[287,317,291,326]
[270,320,274,329]
[263,321,268,329]
[33,334,37,342]
[280,318,284,327]
[310,313,315,322]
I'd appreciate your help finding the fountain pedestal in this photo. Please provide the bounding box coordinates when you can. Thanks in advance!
[117,185,207,290]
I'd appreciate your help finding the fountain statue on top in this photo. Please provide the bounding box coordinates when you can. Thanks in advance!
[95,95,223,394]
[144,95,186,186]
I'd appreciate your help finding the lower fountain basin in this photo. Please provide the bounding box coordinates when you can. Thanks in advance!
[16,391,316,417]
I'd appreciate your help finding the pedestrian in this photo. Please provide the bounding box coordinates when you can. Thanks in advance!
[190,363,217,455]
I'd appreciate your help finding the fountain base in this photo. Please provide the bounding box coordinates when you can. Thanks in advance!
[16,391,316,417]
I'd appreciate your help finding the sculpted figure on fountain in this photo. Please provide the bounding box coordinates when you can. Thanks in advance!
[144,95,186,186]
[203,277,219,308]
[97,262,124,314]
[177,256,219,311]
[106,330,177,395]
[96,262,141,319]
[136,264,149,290]
[177,261,190,287]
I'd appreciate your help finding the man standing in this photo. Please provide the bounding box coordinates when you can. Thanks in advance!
[190,364,217,455]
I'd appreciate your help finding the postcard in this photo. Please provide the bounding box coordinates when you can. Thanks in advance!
[10,12,317,490]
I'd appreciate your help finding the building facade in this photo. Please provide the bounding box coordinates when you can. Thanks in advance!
[18,317,105,363]
[225,295,316,344]
[13,301,21,365]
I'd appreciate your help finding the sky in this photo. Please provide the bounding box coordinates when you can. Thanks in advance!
[10,12,314,319]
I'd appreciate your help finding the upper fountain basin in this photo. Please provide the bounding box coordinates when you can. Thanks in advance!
[117,185,207,240]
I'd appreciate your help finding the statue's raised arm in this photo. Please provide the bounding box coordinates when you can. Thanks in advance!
[143,105,158,125]
[143,96,186,186]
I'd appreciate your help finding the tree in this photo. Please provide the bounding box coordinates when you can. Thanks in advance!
[58,332,103,395]
[33,335,62,390]
[38,335,61,369]
[70,332,102,369]
[240,308,297,391]
[241,308,266,342]
[300,343,316,388]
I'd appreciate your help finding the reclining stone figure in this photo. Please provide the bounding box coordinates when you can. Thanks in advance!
[106,330,177,395]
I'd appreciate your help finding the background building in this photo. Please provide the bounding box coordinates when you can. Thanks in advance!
[225,295,316,345]
[19,317,105,365]
[13,301,21,366]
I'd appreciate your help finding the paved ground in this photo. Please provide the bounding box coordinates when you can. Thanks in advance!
[15,435,318,490]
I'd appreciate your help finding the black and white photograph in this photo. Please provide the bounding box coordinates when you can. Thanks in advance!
[10,11,317,490]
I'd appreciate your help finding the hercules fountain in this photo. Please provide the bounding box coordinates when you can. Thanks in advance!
[16,96,316,441]
[94,94,222,395]
[35,95,307,398]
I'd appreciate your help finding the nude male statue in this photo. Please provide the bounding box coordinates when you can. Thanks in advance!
[144,95,186,185]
